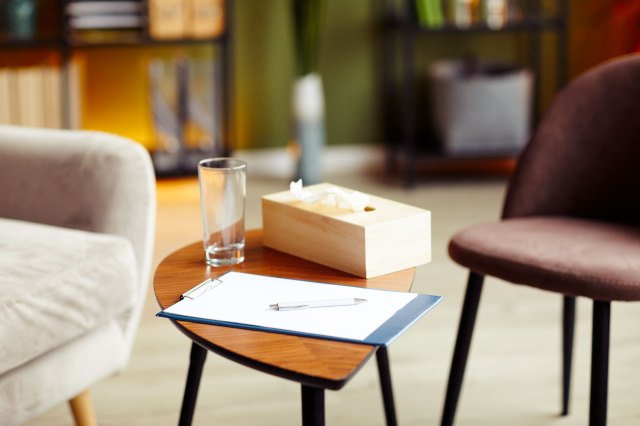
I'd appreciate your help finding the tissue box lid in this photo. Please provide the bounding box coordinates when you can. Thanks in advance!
[262,183,431,278]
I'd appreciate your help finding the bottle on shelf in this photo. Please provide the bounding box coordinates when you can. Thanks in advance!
[3,0,38,40]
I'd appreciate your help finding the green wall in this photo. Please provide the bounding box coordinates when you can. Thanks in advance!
[232,0,568,150]
[233,0,381,150]
[233,0,292,150]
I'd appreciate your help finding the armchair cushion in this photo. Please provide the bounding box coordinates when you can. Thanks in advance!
[0,217,137,375]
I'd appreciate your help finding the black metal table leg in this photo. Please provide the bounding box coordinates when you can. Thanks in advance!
[376,346,398,426]
[301,384,325,426]
[179,342,208,426]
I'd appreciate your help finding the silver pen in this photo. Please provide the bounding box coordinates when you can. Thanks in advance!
[269,297,367,311]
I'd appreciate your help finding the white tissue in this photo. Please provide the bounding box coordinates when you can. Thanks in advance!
[290,180,369,212]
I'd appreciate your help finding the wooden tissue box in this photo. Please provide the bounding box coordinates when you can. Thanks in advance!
[262,183,431,278]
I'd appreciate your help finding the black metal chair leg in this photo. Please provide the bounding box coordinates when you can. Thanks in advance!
[562,295,576,415]
[179,342,208,426]
[441,271,485,426]
[301,384,325,426]
[376,346,397,426]
[590,300,610,426]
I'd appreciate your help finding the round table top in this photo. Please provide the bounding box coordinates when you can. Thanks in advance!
[154,229,415,390]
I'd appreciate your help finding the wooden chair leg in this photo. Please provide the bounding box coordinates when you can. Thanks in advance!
[590,300,610,426]
[68,389,97,426]
[441,271,485,426]
[562,295,576,415]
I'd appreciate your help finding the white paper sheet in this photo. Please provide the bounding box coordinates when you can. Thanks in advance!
[162,271,418,341]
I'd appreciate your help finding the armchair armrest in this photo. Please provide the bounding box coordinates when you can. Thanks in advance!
[0,125,156,291]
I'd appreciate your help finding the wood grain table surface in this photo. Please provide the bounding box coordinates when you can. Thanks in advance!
[154,229,416,390]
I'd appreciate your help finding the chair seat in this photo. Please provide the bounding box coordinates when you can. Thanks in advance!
[0,218,138,375]
[449,216,640,302]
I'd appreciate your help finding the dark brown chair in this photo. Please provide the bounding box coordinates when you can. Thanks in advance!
[441,53,640,426]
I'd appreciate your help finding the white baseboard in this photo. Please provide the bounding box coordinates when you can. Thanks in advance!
[234,144,383,179]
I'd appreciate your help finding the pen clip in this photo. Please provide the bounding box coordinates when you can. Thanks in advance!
[180,278,222,300]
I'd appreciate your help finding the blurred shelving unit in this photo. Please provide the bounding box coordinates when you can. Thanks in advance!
[0,0,233,176]
[381,0,569,186]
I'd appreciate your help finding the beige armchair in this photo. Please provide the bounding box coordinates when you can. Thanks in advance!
[0,126,156,425]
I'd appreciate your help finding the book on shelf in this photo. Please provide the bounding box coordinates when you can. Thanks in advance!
[0,66,65,128]
[184,57,221,152]
[148,57,182,157]
[68,14,143,30]
[148,0,225,40]
[148,55,222,172]
[67,28,143,44]
[148,0,186,40]
[185,0,225,39]
[65,0,144,42]
[16,67,45,127]
[416,0,444,28]
[65,1,142,16]
[66,59,84,129]
[449,0,481,28]
[43,66,62,128]
[0,69,18,125]
[482,0,508,29]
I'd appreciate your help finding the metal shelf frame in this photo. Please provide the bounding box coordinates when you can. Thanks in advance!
[382,0,569,186]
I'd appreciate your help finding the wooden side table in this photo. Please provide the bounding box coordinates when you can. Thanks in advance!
[154,229,416,426]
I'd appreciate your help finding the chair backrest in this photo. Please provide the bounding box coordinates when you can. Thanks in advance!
[502,54,640,225]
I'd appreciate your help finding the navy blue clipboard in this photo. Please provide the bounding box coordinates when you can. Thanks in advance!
[157,274,442,347]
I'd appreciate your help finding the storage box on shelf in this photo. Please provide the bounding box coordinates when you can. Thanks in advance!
[428,58,533,156]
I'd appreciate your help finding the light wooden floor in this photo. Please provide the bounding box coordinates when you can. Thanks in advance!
[29,172,640,425]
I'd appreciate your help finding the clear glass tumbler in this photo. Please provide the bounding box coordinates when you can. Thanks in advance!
[198,158,246,266]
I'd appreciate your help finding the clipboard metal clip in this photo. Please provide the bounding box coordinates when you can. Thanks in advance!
[180,278,223,300]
